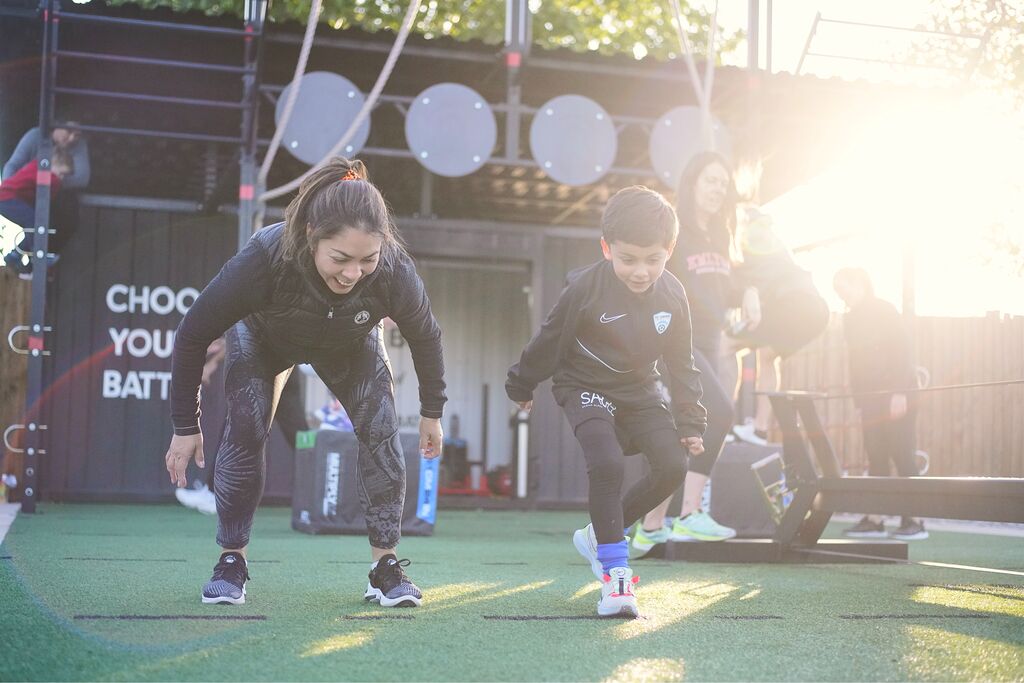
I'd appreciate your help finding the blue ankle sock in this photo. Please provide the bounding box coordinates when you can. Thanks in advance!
[596,540,629,575]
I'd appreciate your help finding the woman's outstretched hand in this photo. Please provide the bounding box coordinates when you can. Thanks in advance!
[165,432,205,488]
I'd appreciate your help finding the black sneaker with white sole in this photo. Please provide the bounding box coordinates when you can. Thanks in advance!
[890,517,928,541]
[843,516,888,538]
[364,554,422,607]
[202,552,249,605]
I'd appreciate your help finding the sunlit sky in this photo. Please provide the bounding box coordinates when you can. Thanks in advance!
[3,1,1022,317]
[707,0,1024,317]
[713,0,937,81]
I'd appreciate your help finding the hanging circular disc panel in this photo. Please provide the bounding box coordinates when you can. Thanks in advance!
[405,83,496,177]
[275,71,371,165]
[530,95,617,187]
[649,106,732,190]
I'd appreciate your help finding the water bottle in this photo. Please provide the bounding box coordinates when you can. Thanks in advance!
[780,471,794,510]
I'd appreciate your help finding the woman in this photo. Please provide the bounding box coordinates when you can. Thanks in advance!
[633,151,757,551]
[164,158,446,606]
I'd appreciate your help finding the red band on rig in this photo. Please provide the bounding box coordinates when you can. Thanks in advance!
[239,184,255,200]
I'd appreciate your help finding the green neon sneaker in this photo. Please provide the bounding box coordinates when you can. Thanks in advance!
[669,510,737,542]
[630,525,670,555]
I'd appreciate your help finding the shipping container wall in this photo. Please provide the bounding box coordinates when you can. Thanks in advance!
[40,208,296,501]
[387,259,533,474]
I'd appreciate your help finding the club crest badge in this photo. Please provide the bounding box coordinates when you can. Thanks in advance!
[653,311,672,334]
[354,310,371,324]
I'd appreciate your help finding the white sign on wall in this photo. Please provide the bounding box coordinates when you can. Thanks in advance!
[101,284,199,401]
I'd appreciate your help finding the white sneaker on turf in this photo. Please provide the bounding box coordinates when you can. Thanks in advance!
[175,483,216,515]
[598,566,639,618]
[573,523,604,581]
[732,422,769,446]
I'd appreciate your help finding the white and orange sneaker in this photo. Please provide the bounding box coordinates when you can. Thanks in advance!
[598,566,639,618]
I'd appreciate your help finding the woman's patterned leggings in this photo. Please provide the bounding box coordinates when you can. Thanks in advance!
[214,321,405,550]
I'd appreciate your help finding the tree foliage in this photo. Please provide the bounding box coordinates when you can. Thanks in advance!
[914,0,1023,95]
[913,1,1024,277]
[104,0,742,61]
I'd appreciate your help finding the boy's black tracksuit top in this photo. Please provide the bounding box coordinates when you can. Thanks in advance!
[506,260,707,439]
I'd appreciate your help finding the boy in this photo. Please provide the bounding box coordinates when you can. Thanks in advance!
[506,186,706,618]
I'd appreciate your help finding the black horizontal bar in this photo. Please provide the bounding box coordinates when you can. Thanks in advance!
[253,138,655,178]
[818,16,984,41]
[63,123,243,145]
[261,86,654,127]
[804,51,953,70]
[265,30,697,86]
[57,50,252,74]
[53,11,259,37]
[816,476,1024,523]
[767,379,1024,401]
[266,31,494,65]
[0,6,36,18]
[54,86,244,109]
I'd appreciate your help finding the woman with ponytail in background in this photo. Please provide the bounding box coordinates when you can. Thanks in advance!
[632,151,756,552]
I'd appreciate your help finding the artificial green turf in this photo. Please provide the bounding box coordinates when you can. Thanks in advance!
[1,504,1022,682]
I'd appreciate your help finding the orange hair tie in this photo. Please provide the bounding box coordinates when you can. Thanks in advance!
[340,169,360,182]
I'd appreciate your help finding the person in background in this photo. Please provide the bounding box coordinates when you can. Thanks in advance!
[174,338,313,515]
[633,151,754,553]
[3,124,90,190]
[1,148,73,277]
[833,267,927,541]
[728,206,830,445]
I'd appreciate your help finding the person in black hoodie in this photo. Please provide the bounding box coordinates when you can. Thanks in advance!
[164,158,446,607]
[507,186,706,618]
[728,207,829,445]
[833,267,927,540]
[634,152,756,551]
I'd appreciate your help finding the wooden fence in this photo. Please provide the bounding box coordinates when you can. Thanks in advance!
[781,313,1024,477]
[1,268,30,488]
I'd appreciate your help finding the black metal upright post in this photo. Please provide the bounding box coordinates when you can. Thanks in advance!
[502,0,529,163]
[21,0,60,513]
[237,0,266,251]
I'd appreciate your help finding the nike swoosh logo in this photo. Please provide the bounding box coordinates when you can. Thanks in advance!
[599,313,627,324]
